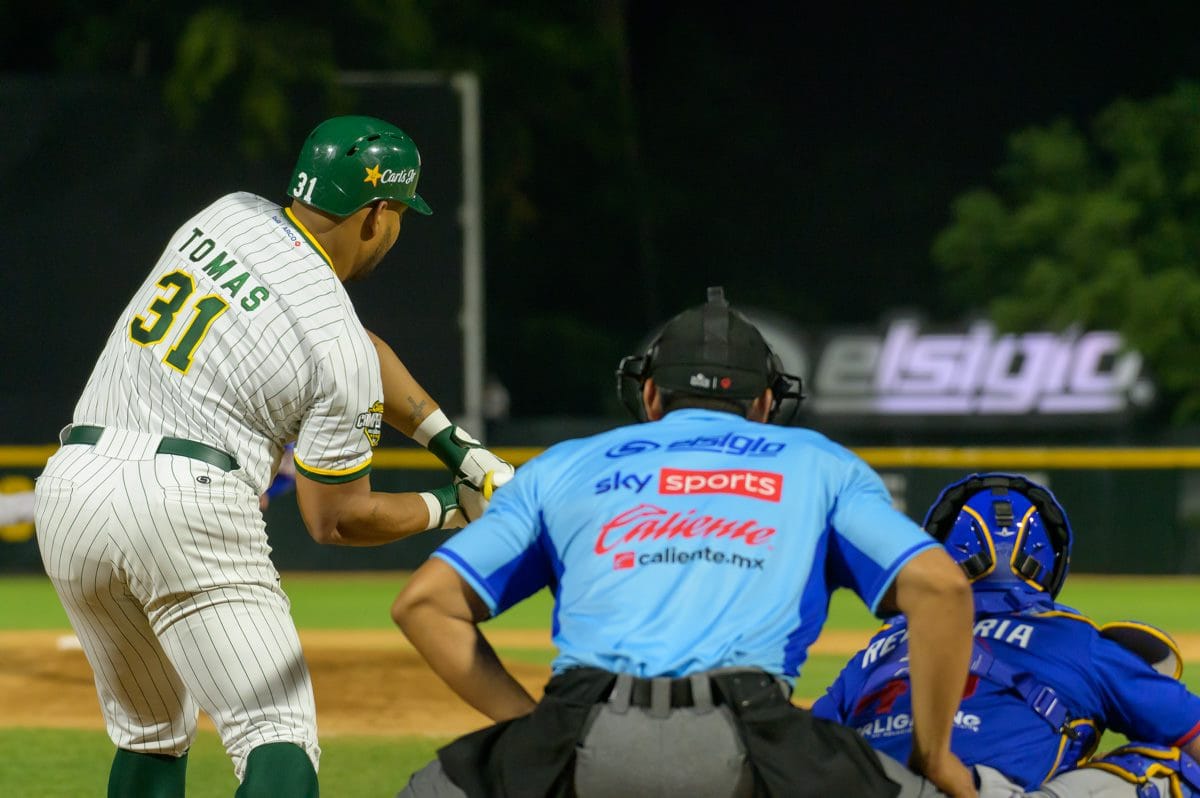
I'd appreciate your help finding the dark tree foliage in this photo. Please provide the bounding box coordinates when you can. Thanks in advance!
[934,83,1200,423]
[6,1,645,414]
[10,4,1200,421]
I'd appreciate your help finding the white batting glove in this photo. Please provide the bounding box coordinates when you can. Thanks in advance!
[457,445,515,495]
[414,410,515,495]
[455,466,515,521]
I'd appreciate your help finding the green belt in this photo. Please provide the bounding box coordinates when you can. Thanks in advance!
[65,425,239,472]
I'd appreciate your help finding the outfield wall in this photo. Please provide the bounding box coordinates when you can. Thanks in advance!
[1,445,1197,574]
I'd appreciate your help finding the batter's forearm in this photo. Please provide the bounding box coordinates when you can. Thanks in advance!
[323,491,439,546]
[368,330,439,436]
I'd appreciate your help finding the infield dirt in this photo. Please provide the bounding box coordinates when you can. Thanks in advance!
[5,629,1197,736]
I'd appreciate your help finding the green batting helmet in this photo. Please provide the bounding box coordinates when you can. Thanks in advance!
[287,115,433,217]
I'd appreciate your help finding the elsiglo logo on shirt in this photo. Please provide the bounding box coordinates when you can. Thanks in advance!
[605,433,787,459]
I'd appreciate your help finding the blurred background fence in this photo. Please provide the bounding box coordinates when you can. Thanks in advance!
[3,444,1198,573]
[6,7,1200,576]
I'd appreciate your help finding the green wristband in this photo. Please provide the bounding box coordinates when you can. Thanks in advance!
[428,483,460,528]
[430,482,458,509]
[427,426,468,471]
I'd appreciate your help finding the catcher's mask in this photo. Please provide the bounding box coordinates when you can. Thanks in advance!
[923,473,1073,600]
[615,286,804,424]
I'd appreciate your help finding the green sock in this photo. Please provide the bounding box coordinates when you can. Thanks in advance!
[108,748,187,798]
[236,742,319,798]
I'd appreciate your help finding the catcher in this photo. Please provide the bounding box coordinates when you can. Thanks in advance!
[812,472,1200,797]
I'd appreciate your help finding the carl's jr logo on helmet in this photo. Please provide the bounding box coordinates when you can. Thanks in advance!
[382,168,417,185]
[364,163,417,188]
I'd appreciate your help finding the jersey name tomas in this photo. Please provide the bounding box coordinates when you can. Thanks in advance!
[176,226,271,311]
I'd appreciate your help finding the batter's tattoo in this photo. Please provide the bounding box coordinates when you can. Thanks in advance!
[406,397,428,426]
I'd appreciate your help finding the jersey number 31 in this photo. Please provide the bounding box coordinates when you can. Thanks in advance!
[128,270,230,375]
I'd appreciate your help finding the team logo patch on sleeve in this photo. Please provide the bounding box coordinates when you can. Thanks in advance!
[355,401,384,446]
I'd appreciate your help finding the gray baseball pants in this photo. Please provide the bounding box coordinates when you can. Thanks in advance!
[977,764,1176,797]
[399,673,947,797]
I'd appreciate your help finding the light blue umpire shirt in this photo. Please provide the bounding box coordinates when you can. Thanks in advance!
[434,409,938,684]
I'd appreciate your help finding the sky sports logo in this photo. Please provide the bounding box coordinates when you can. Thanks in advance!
[612,545,765,571]
[593,468,784,501]
[659,468,782,502]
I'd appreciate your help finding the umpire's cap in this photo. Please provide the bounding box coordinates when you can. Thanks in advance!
[616,287,803,421]
[287,115,433,217]
[653,287,777,399]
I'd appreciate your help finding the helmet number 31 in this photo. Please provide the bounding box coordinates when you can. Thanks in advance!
[292,172,318,203]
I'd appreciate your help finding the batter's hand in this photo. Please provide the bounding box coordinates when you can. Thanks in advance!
[458,444,515,496]
[436,426,511,478]
[427,422,514,493]
[418,413,514,519]
[455,466,514,521]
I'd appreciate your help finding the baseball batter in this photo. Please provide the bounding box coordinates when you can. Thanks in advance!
[393,288,977,798]
[34,115,511,797]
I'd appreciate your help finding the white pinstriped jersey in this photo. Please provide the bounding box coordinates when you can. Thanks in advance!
[72,192,382,493]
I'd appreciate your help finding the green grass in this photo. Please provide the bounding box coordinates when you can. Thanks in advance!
[0,575,70,628]
[4,573,1200,795]
[1057,575,1200,631]
[23,573,1177,635]
[281,572,408,629]
[795,654,857,702]
[0,571,558,631]
[0,728,446,797]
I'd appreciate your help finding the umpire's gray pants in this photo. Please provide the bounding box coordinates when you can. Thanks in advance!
[399,672,947,797]
[399,744,944,798]
[977,763,1177,797]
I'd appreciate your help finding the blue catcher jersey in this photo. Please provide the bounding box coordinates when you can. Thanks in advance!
[811,607,1200,789]
[434,409,937,681]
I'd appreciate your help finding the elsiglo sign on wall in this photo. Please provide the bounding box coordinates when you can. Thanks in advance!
[802,317,1154,417]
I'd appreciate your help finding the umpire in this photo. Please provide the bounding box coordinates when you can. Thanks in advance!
[392,287,978,797]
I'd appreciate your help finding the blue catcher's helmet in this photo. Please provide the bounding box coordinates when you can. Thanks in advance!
[922,473,1073,604]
